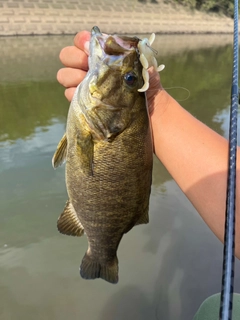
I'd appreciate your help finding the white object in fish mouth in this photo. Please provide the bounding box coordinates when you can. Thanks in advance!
[137,33,165,92]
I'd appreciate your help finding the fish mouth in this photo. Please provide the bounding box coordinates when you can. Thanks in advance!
[87,27,140,105]
[90,26,106,57]
[88,26,139,102]
[90,26,139,56]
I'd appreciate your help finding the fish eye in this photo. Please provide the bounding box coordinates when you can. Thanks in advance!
[124,72,137,87]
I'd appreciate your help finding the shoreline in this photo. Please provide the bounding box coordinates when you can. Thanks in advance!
[0,30,236,38]
[0,0,237,36]
[0,33,233,83]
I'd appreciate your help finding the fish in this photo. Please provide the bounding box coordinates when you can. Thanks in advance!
[52,26,153,284]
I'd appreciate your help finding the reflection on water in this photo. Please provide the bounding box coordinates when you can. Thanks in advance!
[0,34,240,320]
[0,82,68,142]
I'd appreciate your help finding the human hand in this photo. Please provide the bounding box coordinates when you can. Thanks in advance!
[57,31,163,114]
[57,31,90,101]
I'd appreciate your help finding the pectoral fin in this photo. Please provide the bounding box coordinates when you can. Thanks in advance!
[52,133,67,169]
[57,200,84,237]
[76,131,94,176]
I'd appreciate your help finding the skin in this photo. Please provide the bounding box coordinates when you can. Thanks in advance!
[57,31,240,259]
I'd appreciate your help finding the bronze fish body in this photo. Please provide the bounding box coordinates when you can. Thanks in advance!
[53,26,153,284]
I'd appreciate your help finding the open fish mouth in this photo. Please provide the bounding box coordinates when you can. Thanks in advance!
[90,26,139,57]
[88,27,141,103]
[90,26,165,93]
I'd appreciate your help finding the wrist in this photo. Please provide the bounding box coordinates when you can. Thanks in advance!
[147,88,172,119]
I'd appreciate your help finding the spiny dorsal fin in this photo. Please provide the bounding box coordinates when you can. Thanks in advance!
[52,133,67,169]
[57,200,84,237]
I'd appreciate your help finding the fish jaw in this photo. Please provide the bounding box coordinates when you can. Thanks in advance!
[78,27,139,113]
[89,26,139,62]
[88,26,140,88]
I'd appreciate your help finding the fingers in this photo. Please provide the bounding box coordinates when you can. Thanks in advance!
[57,68,87,88]
[58,31,90,77]
[64,87,77,102]
[73,31,91,52]
[57,31,91,102]
[59,46,88,70]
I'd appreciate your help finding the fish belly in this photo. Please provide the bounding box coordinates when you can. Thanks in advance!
[66,121,152,283]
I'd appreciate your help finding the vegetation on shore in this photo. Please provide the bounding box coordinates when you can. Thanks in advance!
[174,0,234,17]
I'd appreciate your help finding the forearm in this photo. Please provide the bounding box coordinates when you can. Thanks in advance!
[150,89,240,258]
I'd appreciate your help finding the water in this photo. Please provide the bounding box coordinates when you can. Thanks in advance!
[0,34,240,320]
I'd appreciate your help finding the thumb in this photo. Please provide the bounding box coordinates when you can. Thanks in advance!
[74,31,91,55]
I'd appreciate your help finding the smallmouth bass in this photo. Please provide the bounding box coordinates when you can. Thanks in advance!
[52,26,153,284]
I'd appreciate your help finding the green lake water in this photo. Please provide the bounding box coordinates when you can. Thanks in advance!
[0,33,240,320]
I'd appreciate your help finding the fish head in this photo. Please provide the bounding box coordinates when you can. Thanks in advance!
[87,26,144,106]
[77,27,145,141]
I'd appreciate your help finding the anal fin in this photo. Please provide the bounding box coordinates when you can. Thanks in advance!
[57,200,84,237]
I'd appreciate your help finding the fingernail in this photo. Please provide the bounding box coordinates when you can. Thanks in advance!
[84,41,89,54]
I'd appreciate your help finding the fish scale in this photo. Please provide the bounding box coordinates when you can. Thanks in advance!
[53,26,153,284]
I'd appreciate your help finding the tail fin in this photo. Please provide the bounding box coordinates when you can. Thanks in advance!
[80,252,119,284]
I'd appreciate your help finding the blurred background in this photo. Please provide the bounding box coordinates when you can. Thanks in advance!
[0,0,237,35]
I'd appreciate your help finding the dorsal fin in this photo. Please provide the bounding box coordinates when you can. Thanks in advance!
[57,200,84,237]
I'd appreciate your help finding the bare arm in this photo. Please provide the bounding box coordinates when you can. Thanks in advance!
[147,70,240,258]
[57,31,240,258]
